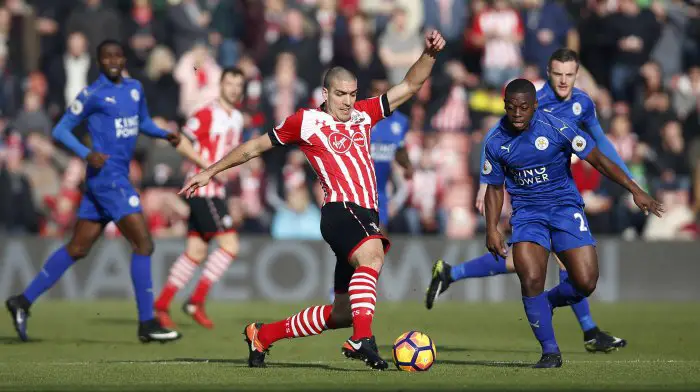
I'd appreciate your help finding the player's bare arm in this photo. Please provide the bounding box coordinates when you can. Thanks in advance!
[484,183,507,258]
[394,146,414,179]
[584,147,664,217]
[385,30,446,112]
[179,133,273,197]
[166,132,209,170]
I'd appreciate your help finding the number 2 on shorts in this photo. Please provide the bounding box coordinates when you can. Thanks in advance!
[573,212,588,232]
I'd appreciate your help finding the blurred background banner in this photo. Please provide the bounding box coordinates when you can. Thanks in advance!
[1,236,698,302]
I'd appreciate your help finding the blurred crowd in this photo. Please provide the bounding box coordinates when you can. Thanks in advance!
[0,0,698,241]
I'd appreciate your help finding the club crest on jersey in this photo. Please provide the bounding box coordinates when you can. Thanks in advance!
[572,135,587,152]
[350,111,364,124]
[70,100,83,115]
[130,89,140,102]
[572,102,582,116]
[535,136,549,151]
[128,195,140,207]
[482,160,493,175]
[391,121,402,135]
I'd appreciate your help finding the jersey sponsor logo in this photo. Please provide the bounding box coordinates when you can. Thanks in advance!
[70,100,84,115]
[535,136,549,151]
[572,135,587,152]
[351,131,366,148]
[329,132,352,154]
[115,115,139,138]
[572,102,582,116]
[128,195,140,207]
[130,89,140,102]
[482,160,493,175]
[512,166,549,186]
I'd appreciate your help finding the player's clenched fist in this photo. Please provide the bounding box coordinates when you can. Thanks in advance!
[86,152,108,169]
[486,229,508,258]
[424,30,446,57]
[179,171,213,198]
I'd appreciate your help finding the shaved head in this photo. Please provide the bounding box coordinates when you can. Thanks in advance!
[323,66,356,89]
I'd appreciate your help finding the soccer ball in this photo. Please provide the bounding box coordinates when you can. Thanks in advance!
[392,331,437,372]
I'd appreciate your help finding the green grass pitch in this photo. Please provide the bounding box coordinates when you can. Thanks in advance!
[1,301,699,391]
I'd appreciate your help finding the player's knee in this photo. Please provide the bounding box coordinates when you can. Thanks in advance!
[520,271,546,293]
[133,236,155,256]
[576,277,597,297]
[65,243,90,260]
[355,251,384,273]
[217,239,239,257]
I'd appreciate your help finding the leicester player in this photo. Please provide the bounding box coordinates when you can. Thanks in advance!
[5,40,205,343]
[426,49,631,353]
[371,109,413,230]
[481,79,662,367]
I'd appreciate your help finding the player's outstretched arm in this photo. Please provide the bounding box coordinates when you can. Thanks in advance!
[484,184,507,258]
[170,134,209,169]
[584,147,664,217]
[179,133,274,197]
[385,30,446,113]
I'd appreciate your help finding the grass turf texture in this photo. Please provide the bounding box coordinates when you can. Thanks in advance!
[1,301,699,391]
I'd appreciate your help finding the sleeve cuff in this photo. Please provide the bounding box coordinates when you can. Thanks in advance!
[380,94,391,118]
[268,128,284,146]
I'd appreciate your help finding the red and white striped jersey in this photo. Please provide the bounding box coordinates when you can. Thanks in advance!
[183,100,244,198]
[268,95,391,211]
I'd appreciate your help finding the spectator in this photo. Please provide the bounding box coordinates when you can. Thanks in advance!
[142,45,180,122]
[47,31,98,115]
[66,0,123,58]
[0,134,39,233]
[167,0,210,57]
[470,0,524,89]
[521,0,578,78]
[271,185,322,240]
[173,43,221,117]
[125,0,165,73]
[378,6,423,86]
[13,90,52,137]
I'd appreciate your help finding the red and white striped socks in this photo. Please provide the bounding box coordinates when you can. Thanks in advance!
[155,253,198,310]
[258,305,334,348]
[349,266,379,340]
[190,248,235,304]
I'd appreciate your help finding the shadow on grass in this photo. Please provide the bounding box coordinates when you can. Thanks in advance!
[106,358,368,372]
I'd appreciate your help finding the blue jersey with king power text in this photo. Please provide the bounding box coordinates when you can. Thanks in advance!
[59,74,153,183]
[370,111,409,194]
[480,110,597,210]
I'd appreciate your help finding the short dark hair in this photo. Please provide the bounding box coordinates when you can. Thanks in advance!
[504,78,536,100]
[96,39,124,59]
[548,48,579,68]
[323,66,356,89]
[220,67,245,81]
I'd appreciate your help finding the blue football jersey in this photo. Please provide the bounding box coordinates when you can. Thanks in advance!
[370,111,409,194]
[536,82,597,132]
[480,110,596,210]
[61,74,151,182]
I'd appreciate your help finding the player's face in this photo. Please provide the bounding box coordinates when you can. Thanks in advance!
[220,73,245,106]
[323,79,358,122]
[504,93,537,132]
[548,60,578,100]
[99,44,126,81]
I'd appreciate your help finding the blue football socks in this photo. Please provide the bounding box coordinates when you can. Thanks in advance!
[131,254,154,322]
[559,270,597,332]
[450,253,509,281]
[23,247,75,304]
[523,293,559,354]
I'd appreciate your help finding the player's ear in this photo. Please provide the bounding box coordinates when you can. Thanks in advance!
[322,87,329,102]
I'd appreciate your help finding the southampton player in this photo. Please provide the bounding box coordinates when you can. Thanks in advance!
[427,49,632,352]
[154,68,245,329]
[482,79,662,367]
[182,31,446,370]
[5,40,205,343]
[371,109,413,229]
